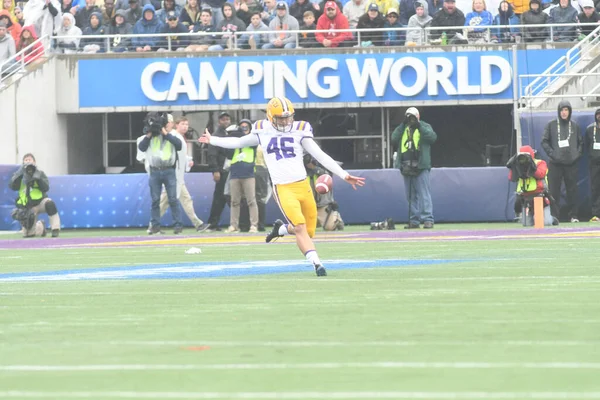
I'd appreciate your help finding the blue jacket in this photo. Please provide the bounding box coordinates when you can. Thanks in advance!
[465,10,493,31]
[132,4,163,48]
[384,20,406,45]
[492,4,520,42]
[82,12,106,51]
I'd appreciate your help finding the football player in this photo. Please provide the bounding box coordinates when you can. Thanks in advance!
[199,97,365,276]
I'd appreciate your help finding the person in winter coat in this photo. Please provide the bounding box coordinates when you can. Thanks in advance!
[0,9,21,44]
[16,25,44,62]
[315,0,353,46]
[208,2,246,50]
[399,0,434,24]
[238,11,269,48]
[356,2,385,45]
[299,9,318,47]
[0,21,16,76]
[365,0,398,17]
[343,0,367,27]
[155,0,182,23]
[585,109,600,221]
[179,0,201,29]
[263,1,299,48]
[158,10,188,50]
[81,12,106,52]
[464,0,493,42]
[75,0,102,29]
[383,7,405,44]
[290,0,320,22]
[101,0,117,23]
[107,9,133,51]
[55,12,82,53]
[520,0,547,41]
[548,0,579,41]
[492,0,520,41]
[23,0,63,38]
[235,0,265,25]
[124,0,143,25]
[578,0,599,36]
[186,8,216,51]
[406,0,432,44]
[541,100,583,221]
[132,4,162,51]
[430,0,465,40]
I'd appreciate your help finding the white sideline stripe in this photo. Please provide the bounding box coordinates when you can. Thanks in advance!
[2,393,600,399]
[2,362,600,372]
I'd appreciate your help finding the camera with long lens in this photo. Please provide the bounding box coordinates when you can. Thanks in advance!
[144,112,169,136]
[24,163,36,175]
[370,218,396,230]
[507,152,537,179]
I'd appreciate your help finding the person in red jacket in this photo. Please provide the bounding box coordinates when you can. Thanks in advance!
[16,26,44,64]
[315,0,353,47]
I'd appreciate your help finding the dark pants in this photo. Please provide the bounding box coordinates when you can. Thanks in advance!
[207,170,229,227]
[149,167,181,229]
[590,162,600,217]
[548,161,578,219]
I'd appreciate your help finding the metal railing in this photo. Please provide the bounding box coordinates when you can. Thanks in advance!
[0,35,50,88]
[48,22,594,54]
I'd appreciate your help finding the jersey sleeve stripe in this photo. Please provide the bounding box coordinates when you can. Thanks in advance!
[299,121,306,131]
[257,120,263,129]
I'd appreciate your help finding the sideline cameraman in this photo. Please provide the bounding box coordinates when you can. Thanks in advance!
[138,112,183,234]
[9,154,61,238]
[305,155,344,231]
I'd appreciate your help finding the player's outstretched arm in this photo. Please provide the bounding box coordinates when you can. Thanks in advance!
[302,138,365,190]
[198,129,259,149]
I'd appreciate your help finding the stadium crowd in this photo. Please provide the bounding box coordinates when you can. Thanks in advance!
[1,0,600,60]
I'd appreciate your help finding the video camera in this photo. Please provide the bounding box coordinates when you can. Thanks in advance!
[24,163,37,175]
[507,151,537,180]
[370,218,395,230]
[144,112,169,136]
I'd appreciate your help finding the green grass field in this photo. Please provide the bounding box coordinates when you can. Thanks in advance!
[1,224,600,399]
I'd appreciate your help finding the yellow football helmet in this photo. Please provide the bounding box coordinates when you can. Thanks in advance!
[267,97,295,132]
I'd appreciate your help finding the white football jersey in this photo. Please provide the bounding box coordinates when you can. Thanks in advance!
[252,119,313,185]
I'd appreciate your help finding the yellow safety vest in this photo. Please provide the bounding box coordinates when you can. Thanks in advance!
[231,147,256,165]
[401,126,420,153]
[17,179,43,207]
[516,159,547,193]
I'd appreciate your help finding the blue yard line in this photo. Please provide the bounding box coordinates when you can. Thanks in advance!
[0,259,469,282]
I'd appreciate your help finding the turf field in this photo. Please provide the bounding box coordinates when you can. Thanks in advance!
[1,224,600,399]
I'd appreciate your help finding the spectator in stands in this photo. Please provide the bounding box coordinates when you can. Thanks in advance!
[9,153,61,238]
[290,0,320,21]
[102,0,116,22]
[548,0,579,41]
[383,7,405,44]
[261,0,277,23]
[578,0,599,37]
[124,0,142,25]
[0,10,21,44]
[209,2,245,50]
[464,0,493,43]
[1,0,15,17]
[107,9,133,51]
[315,0,353,46]
[186,8,215,50]
[202,0,226,26]
[430,0,443,13]
[235,0,264,25]
[521,0,547,41]
[17,25,44,61]
[0,21,16,76]
[541,100,582,222]
[81,12,106,52]
[491,0,520,42]
[430,0,465,40]
[400,0,433,24]
[133,4,162,51]
[343,0,367,28]
[299,9,318,45]
[263,1,298,48]
[23,0,62,38]
[367,0,398,16]
[406,1,431,44]
[200,111,234,232]
[14,5,24,25]
[156,0,182,22]
[507,0,528,15]
[585,108,600,222]
[238,11,269,48]
[76,0,101,29]
[158,11,188,49]
[55,12,82,52]
[356,3,385,46]
[180,0,201,29]
[59,0,79,15]
[391,107,437,229]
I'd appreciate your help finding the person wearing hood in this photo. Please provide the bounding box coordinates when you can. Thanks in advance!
[0,10,21,44]
[464,0,493,42]
[16,25,44,62]
[586,109,600,221]
[238,11,269,48]
[186,8,216,51]
[133,4,162,51]
[520,0,547,40]
[208,2,246,50]
[548,0,579,41]
[578,0,599,36]
[158,10,188,50]
[76,0,102,29]
[406,1,432,44]
[23,0,63,38]
[290,0,321,22]
[124,0,143,25]
[356,2,385,46]
[108,9,132,51]
[541,100,582,222]
[383,7,404,45]
[315,0,353,46]
[491,0,520,41]
[263,1,299,48]
[0,21,16,76]
[81,11,106,52]
[399,0,434,24]
[155,0,182,23]
[55,12,82,53]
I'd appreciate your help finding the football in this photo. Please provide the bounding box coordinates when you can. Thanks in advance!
[315,174,333,194]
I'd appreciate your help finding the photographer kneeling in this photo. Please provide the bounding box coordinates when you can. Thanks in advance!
[507,145,557,226]
[138,112,183,235]
[9,154,61,238]
[305,154,344,231]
